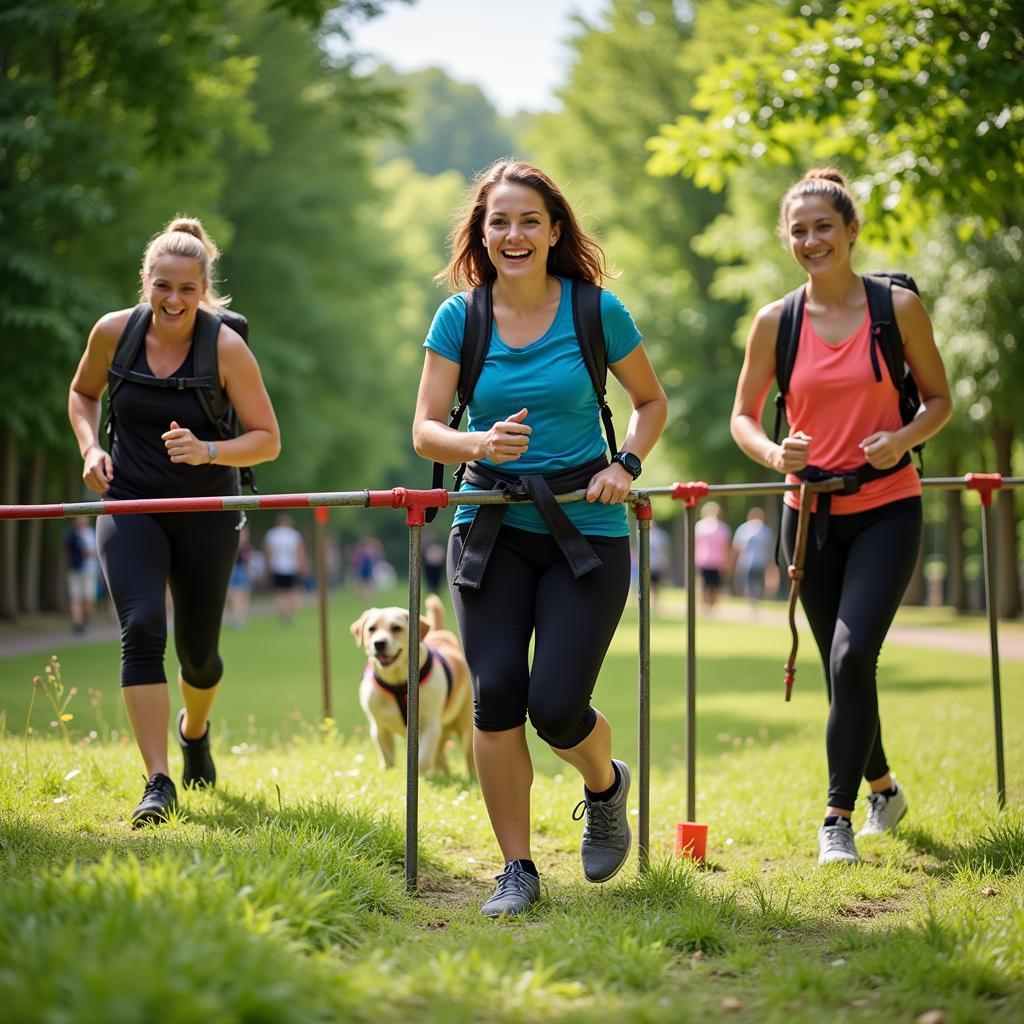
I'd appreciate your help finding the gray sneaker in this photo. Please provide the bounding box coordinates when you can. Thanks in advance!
[818,818,860,865]
[856,780,907,837]
[480,862,541,918]
[574,759,632,883]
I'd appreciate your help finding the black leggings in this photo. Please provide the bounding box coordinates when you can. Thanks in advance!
[96,511,240,688]
[448,524,631,749]
[782,497,921,810]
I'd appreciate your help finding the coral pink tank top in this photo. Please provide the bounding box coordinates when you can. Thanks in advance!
[783,289,921,513]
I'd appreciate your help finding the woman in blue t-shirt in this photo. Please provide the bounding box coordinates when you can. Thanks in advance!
[414,160,667,917]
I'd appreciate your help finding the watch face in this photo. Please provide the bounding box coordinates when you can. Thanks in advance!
[616,452,641,479]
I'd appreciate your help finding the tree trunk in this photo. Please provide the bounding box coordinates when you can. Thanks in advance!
[41,460,81,612]
[946,487,967,611]
[992,421,1022,619]
[19,449,45,613]
[904,531,925,605]
[0,430,18,620]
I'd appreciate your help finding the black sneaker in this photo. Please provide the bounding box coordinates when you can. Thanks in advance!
[177,708,216,789]
[131,772,178,828]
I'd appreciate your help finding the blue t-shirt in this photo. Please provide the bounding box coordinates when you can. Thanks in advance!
[424,277,642,536]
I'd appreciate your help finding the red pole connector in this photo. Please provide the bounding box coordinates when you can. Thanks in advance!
[365,488,449,510]
[670,481,709,508]
[633,499,653,521]
[965,473,1003,507]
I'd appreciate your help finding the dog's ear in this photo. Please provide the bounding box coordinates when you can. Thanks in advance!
[419,615,430,640]
[349,609,374,646]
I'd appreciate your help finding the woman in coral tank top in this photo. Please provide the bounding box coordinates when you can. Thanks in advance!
[731,169,951,866]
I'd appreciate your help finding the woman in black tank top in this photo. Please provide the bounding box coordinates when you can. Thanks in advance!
[69,216,281,828]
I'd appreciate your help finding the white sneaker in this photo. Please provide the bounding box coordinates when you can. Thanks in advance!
[856,779,908,837]
[818,819,859,865]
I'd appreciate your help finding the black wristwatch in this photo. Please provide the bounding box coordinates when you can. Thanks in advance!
[611,451,642,480]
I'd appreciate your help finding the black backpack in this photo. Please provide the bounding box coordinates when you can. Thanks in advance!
[106,304,256,490]
[772,271,924,465]
[427,279,616,523]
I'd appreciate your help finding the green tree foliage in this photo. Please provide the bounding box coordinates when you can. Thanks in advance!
[648,0,1024,240]
[374,67,519,178]
[529,0,748,481]
[214,1,409,494]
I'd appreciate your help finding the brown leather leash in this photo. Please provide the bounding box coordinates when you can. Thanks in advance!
[783,477,847,701]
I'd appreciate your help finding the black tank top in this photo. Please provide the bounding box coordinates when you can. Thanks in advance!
[107,339,240,500]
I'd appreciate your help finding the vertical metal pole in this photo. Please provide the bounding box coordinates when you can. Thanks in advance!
[979,501,1006,809]
[634,498,652,872]
[314,507,332,720]
[405,510,424,890]
[685,502,697,823]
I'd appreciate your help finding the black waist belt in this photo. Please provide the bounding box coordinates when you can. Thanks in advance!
[797,452,912,549]
[453,455,608,589]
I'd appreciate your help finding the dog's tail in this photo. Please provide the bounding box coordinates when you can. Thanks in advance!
[425,593,445,633]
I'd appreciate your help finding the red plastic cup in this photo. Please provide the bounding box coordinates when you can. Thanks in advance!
[675,822,708,861]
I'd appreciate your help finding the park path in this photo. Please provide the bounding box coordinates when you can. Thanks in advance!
[686,600,1024,662]
[2,597,1023,662]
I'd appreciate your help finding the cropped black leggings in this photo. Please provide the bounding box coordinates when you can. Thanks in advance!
[782,496,921,811]
[448,524,631,749]
[96,510,240,688]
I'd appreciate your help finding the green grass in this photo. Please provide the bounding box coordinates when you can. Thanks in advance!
[1,588,1023,1022]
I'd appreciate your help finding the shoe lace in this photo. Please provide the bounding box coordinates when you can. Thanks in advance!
[864,792,887,822]
[142,774,171,798]
[573,797,618,842]
[492,864,531,899]
[823,825,855,853]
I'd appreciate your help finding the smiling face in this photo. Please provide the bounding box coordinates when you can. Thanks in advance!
[143,254,206,330]
[786,195,858,277]
[482,182,561,282]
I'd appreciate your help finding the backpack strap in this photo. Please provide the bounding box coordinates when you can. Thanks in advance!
[190,308,231,438]
[863,272,910,387]
[105,305,152,438]
[772,286,805,444]
[427,282,493,522]
[863,272,924,464]
[571,279,617,457]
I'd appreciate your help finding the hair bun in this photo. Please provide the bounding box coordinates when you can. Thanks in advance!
[803,167,847,188]
[164,216,219,261]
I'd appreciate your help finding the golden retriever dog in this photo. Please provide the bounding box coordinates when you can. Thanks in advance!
[350,595,474,778]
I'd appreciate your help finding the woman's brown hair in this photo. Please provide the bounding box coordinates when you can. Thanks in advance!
[438,159,608,291]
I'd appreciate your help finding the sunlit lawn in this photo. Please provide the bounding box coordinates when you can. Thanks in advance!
[1,584,1022,1022]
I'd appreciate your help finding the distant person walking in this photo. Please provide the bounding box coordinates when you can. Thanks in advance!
[647,520,672,613]
[226,524,254,628]
[730,168,951,865]
[694,502,731,611]
[65,517,99,633]
[422,533,447,596]
[68,216,281,827]
[732,507,775,609]
[263,514,307,624]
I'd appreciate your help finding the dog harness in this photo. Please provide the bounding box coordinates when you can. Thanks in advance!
[366,646,454,727]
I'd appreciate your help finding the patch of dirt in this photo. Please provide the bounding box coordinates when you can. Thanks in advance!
[838,899,897,919]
